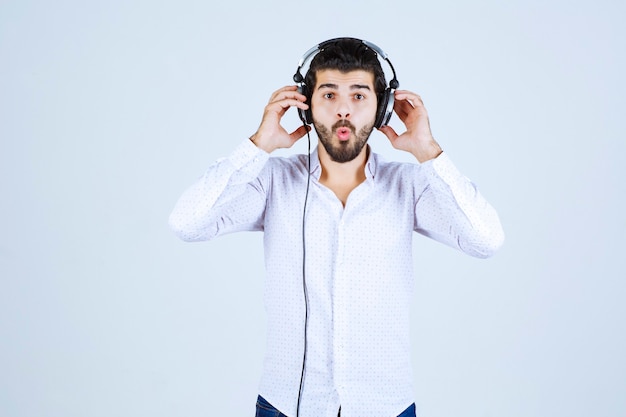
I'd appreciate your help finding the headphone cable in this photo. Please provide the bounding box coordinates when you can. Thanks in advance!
[296,124,312,417]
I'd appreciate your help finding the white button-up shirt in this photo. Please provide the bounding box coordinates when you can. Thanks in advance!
[169,139,504,417]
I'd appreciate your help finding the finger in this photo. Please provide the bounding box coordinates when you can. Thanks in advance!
[394,91,425,108]
[377,125,399,142]
[269,86,306,104]
[393,93,428,122]
[266,98,309,118]
[289,124,311,142]
[270,85,298,96]
[393,98,413,120]
[394,89,421,98]
[268,95,308,111]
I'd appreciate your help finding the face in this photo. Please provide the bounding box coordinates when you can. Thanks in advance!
[310,69,378,163]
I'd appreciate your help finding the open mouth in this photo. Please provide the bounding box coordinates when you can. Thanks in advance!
[336,126,352,141]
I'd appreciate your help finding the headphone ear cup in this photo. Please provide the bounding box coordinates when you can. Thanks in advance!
[297,84,313,125]
[374,89,389,129]
[375,89,393,128]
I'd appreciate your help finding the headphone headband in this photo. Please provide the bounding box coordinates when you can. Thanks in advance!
[293,37,399,88]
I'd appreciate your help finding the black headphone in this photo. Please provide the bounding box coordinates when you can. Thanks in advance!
[293,37,400,128]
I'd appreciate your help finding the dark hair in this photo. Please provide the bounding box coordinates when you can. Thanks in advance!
[303,38,387,103]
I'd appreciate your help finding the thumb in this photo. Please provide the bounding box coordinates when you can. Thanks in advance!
[290,124,311,142]
[378,125,398,142]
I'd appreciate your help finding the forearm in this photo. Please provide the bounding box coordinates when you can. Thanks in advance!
[415,153,505,258]
[168,139,269,241]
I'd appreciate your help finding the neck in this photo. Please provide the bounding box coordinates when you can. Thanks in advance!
[317,143,369,185]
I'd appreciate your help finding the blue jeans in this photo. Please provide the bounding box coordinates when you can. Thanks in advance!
[255,395,416,417]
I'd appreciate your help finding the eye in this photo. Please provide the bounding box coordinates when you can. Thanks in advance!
[354,93,365,100]
[323,92,334,99]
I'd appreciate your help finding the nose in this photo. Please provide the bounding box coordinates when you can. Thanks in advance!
[336,97,351,119]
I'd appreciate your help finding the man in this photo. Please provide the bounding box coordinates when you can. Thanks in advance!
[169,38,504,417]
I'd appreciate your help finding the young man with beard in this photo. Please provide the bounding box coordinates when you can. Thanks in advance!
[169,38,504,417]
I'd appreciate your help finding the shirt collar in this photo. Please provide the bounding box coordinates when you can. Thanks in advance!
[308,145,378,181]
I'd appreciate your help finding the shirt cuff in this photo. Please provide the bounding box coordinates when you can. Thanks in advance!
[229,138,270,171]
[423,152,468,186]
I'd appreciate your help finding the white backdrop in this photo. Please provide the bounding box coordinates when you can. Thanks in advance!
[1,0,625,416]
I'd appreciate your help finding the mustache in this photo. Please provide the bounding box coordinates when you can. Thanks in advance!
[332,119,356,133]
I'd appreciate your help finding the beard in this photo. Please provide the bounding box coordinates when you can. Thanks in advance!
[313,119,374,163]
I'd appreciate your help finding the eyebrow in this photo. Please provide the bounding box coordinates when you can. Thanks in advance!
[317,83,372,91]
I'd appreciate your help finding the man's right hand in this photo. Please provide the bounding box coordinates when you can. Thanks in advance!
[249,86,310,153]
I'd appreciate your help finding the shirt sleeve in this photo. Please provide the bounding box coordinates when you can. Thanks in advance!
[168,139,271,242]
[414,152,505,258]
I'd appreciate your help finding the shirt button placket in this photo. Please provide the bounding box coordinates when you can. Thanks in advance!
[333,213,348,395]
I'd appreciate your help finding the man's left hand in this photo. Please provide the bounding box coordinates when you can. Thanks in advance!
[378,90,443,163]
